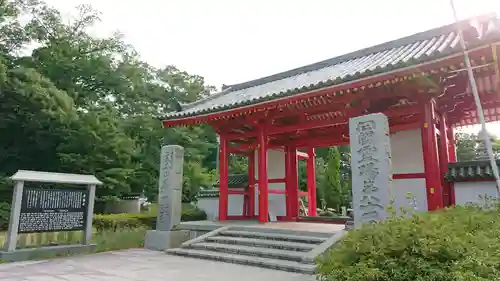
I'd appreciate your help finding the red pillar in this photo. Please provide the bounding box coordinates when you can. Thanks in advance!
[286,146,299,219]
[447,124,457,205]
[247,151,255,218]
[421,101,442,210]
[258,127,269,223]
[439,113,451,207]
[218,136,229,221]
[447,125,457,162]
[307,147,317,216]
[284,147,292,220]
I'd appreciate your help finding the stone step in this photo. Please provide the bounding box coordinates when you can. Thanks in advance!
[230,226,333,239]
[189,242,305,262]
[220,230,326,244]
[206,236,315,252]
[166,248,315,274]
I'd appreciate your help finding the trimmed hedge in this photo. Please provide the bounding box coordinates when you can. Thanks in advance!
[93,213,155,231]
[93,204,207,231]
[317,205,500,281]
[0,202,206,232]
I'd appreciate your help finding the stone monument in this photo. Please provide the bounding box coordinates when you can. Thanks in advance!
[0,170,101,262]
[144,145,190,250]
[349,113,393,228]
[476,128,495,161]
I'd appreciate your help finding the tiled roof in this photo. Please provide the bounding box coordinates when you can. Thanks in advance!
[213,174,248,188]
[164,15,500,121]
[199,174,249,198]
[198,189,220,198]
[446,160,500,181]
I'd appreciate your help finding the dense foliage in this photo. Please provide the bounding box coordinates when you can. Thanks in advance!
[0,0,219,204]
[93,204,207,232]
[456,131,500,161]
[317,205,500,281]
[320,147,351,212]
[2,0,494,219]
[0,0,355,215]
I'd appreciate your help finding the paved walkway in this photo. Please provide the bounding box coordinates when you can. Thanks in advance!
[0,249,316,281]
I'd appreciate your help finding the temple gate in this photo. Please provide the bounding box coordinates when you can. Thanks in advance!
[163,14,500,223]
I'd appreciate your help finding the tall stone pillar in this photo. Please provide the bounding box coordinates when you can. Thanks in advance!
[144,145,190,250]
[476,128,495,161]
[349,113,393,228]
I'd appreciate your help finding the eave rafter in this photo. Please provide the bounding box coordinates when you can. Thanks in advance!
[163,46,499,142]
[216,76,446,136]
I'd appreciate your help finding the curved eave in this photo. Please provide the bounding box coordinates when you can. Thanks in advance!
[162,41,500,128]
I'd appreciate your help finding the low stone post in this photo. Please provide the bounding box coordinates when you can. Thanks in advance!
[4,181,24,252]
[83,184,96,245]
[349,113,393,228]
[144,145,190,250]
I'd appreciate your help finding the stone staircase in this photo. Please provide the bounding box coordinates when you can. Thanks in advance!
[166,226,344,274]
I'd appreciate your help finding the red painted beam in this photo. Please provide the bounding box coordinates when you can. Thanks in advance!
[290,121,420,149]
[226,104,421,140]
[439,93,500,113]
[227,190,248,195]
[268,178,286,183]
[216,85,425,133]
[392,173,426,179]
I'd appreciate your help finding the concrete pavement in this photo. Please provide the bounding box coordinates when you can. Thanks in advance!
[0,249,316,281]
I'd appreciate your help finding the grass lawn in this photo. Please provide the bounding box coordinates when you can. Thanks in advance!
[0,203,204,262]
[0,228,148,262]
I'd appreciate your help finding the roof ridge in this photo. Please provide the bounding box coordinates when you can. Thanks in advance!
[224,13,497,93]
[181,86,233,110]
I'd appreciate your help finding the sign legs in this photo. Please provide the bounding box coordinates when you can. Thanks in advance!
[4,181,24,252]
[83,184,96,245]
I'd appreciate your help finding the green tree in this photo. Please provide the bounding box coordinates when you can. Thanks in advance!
[0,0,218,206]
[455,132,477,161]
[320,147,343,211]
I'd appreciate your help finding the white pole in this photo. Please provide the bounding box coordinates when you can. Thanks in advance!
[450,0,500,196]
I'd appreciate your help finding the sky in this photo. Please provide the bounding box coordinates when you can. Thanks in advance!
[42,0,500,134]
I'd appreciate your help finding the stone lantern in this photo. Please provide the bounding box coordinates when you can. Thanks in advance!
[476,128,496,161]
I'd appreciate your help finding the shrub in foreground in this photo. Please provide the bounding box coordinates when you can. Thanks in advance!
[0,202,10,230]
[317,206,500,281]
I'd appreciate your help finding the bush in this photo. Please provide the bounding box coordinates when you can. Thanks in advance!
[0,202,10,230]
[317,205,500,281]
[93,203,207,231]
[180,203,207,221]
[93,213,155,231]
